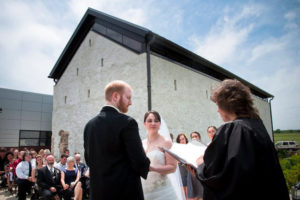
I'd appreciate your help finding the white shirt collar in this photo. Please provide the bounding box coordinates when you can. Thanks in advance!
[104,105,120,113]
[47,165,54,171]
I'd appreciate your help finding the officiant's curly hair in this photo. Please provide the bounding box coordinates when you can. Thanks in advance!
[210,79,260,119]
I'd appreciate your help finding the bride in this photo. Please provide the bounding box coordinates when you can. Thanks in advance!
[142,110,184,200]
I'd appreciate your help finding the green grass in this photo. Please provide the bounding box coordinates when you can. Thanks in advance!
[273,132,300,145]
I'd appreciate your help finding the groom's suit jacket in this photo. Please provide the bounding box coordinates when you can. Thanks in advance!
[84,106,150,200]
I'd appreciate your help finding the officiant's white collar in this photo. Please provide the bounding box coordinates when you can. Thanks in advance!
[104,105,120,113]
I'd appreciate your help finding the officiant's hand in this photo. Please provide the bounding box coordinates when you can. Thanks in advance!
[196,155,204,166]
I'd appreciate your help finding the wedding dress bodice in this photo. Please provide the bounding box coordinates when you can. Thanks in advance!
[142,150,168,193]
[142,149,179,199]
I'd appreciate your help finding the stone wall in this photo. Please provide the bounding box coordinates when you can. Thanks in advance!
[52,31,148,158]
[150,54,273,144]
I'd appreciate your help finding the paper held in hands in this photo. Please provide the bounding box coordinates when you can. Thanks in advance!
[160,140,207,170]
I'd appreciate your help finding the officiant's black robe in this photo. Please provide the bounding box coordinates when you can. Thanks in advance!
[197,118,289,200]
[84,106,150,200]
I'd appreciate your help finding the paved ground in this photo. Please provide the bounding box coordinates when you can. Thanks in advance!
[0,188,31,200]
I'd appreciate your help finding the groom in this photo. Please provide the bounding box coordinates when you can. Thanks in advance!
[84,80,150,200]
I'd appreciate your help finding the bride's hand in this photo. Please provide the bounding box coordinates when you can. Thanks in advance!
[149,165,156,172]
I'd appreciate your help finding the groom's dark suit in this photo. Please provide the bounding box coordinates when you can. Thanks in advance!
[84,106,150,200]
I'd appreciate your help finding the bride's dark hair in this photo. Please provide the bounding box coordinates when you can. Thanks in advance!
[144,110,161,122]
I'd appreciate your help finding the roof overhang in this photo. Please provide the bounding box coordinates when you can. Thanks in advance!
[48,8,273,99]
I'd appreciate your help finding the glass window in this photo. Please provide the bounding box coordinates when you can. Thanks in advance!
[19,130,52,147]
[20,131,39,138]
[20,139,39,146]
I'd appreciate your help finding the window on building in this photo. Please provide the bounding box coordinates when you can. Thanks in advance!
[174,80,177,91]
[19,130,52,147]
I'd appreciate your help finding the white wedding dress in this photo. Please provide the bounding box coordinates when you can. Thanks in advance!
[142,149,179,200]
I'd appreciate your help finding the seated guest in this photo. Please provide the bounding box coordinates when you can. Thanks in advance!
[74,153,86,175]
[54,154,68,173]
[61,156,82,200]
[37,155,62,200]
[16,151,33,200]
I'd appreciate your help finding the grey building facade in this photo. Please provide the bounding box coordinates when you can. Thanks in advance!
[0,88,53,150]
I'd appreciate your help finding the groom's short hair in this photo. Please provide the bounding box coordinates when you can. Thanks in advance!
[105,80,131,101]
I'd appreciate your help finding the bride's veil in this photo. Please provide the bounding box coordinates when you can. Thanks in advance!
[159,117,186,200]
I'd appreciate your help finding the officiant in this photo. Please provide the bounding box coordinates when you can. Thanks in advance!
[187,79,289,200]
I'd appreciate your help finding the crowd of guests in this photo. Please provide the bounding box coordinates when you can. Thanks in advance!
[0,148,89,200]
[0,128,215,200]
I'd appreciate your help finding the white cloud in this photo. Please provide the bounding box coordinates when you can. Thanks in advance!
[67,0,149,26]
[189,4,261,65]
[0,0,71,94]
[248,38,286,63]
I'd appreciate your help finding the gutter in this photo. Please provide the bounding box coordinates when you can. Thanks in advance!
[146,32,155,111]
[268,97,275,142]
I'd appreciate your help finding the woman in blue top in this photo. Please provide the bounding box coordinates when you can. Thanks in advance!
[61,156,82,200]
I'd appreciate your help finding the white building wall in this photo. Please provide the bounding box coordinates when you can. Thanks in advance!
[52,31,148,158]
[150,54,273,144]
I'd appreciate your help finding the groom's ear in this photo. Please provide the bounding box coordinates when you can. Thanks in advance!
[111,92,121,102]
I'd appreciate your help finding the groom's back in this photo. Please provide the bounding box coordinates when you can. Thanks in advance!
[84,106,149,200]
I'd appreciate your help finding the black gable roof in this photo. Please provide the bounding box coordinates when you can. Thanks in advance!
[49,8,273,99]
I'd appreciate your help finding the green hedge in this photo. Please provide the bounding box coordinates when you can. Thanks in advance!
[279,153,300,190]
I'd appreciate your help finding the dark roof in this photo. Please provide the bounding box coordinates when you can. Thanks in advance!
[49,8,273,99]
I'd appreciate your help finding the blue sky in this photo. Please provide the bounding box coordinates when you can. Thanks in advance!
[0,0,299,130]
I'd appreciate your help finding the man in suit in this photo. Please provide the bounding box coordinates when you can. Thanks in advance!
[84,80,150,200]
[74,153,86,176]
[37,155,62,200]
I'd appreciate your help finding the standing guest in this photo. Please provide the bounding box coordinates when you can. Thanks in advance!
[13,149,19,160]
[186,79,289,200]
[61,156,82,200]
[37,155,62,200]
[31,155,44,200]
[176,133,189,199]
[64,149,70,157]
[0,148,6,187]
[43,149,51,165]
[54,154,68,173]
[176,133,189,144]
[190,131,201,142]
[38,149,44,157]
[84,80,150,200]
[30,150,37,169]
[12,151,24,178]
[32,155,44,182]
[16,152,33,200]
[206,126,217,145]
[74,153,86,176]
[188,132,203,200]
[4,152,14,193]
